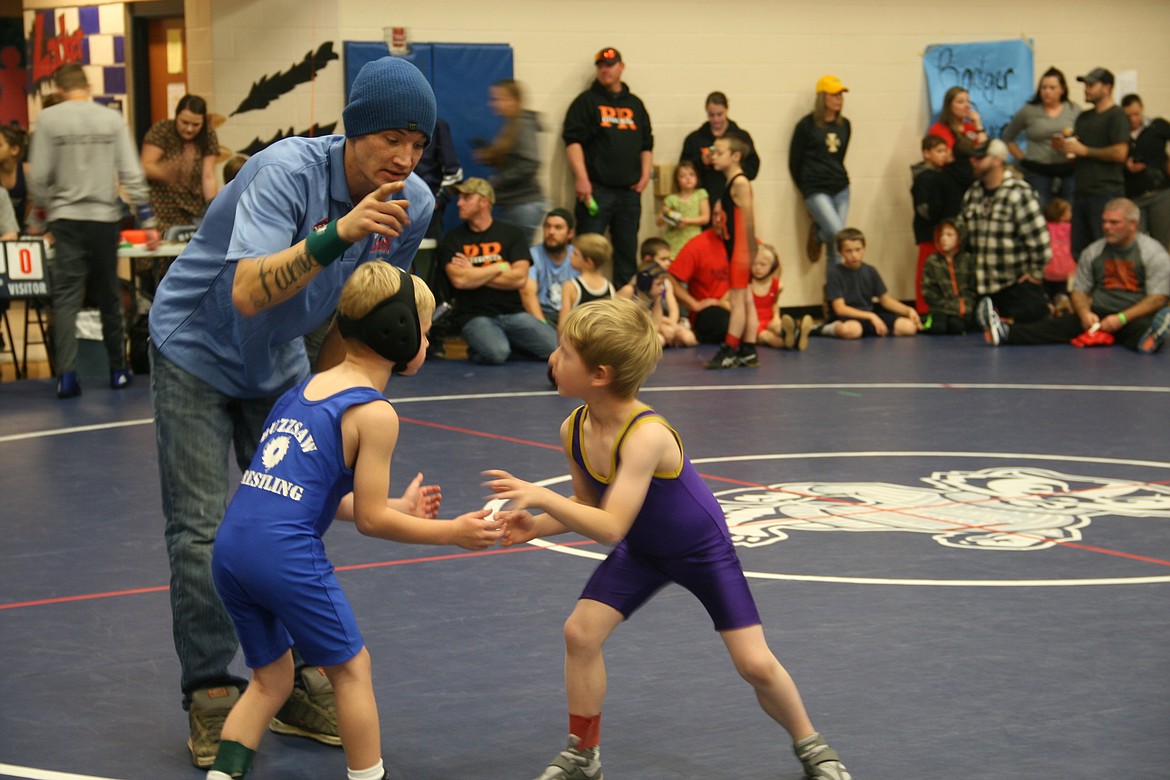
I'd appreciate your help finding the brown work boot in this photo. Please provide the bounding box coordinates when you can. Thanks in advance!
[269,666,341,746]
[187,685,241,768]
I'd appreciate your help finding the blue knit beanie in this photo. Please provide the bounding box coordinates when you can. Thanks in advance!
[343,57,436,143]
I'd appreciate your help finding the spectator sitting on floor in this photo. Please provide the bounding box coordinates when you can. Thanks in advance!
[439,177,557,365]
[957,139,1051,325]
[525,208,578,325]
[921,219,977,335]
[667,228,731,345]
[818,227,921,339]
[979,197,1170,354]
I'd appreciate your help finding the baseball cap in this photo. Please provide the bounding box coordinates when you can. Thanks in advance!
[1076,67,1115,86]
[453,177,495,205]
[546,207,575,230]
[815,75,848,94]
[595,47,622,66]
[973,139,1009,162]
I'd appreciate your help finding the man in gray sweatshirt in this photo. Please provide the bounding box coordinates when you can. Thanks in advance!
[28,63,158,398]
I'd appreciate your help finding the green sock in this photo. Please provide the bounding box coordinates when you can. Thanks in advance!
[209,740,254,778]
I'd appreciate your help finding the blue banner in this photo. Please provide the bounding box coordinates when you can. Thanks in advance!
[924,39,1034,140]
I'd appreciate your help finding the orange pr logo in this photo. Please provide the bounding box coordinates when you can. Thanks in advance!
[597,106,637,130]
[463,242,504,261]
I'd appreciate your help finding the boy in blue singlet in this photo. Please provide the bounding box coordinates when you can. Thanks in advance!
[207,262,503,780]
[484,297,852,780]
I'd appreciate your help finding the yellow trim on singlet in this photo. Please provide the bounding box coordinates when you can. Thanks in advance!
[572,403,684,485]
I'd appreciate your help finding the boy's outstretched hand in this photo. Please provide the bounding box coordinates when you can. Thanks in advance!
[496,509,538,547]
[399,472,442,518]
[450,509,504,550]
[482,469,549,512]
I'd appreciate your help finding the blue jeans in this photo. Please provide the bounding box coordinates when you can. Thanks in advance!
[461,311,558,365]
[1022,170,1075,210]
[493,199,546,247]
[47,220,125,374]
[151,344,278,696]
[805,189,850,265]
[1135,187,1170,249]
[1072,193,1116,256]
[575,184,641,286]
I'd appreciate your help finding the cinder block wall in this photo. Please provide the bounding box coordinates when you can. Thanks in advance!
[206,0,1170,307]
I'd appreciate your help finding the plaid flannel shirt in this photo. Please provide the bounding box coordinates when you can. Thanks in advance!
[958,176,1052,295]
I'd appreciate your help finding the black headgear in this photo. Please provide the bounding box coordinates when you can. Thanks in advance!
[635,265,666,295]
[336,269,421,371]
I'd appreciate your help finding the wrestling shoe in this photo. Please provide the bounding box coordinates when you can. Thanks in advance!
[703,343,739,370]
[779,314,796,348]
[187,685,240,769]
[977,297,1006,346]
[797,314,814,351]
[794,732,852,780]
[269,666,341,746]
[1138,306,1170,354]
[110,368,133,389]
[737,344,760,368]
[533,734,602,780]
[56,371,81,399]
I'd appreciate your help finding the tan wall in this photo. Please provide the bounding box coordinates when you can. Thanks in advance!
[208,0,1170,306]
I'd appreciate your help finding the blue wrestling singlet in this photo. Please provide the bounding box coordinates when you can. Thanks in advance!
[212,379,387,668]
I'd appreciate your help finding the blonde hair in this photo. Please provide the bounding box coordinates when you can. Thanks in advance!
[813,92,845,129]
[561,297,661,399]
[338,261,435,322]
[572,232,612,272]
[756,242,780,276]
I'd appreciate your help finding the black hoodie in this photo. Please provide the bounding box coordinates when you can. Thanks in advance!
[562,80,654,188]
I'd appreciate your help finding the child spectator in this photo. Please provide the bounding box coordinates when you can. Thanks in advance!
[222,154,249,186]
[620,236,697,348]
[819,227,921,339]
[1043,197,1076,314]
[558,232,615,330]
[920,219,977,335]
[206,262,501,780]
[485,297,852,780]
[705,135,760,369]
[911,134,964,313]
[624,262,698,349]
[657,159,709,257]
[751,243,813,350]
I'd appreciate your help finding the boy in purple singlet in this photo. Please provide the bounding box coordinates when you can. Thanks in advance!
[484,297,852,780]
[208,262,502,780]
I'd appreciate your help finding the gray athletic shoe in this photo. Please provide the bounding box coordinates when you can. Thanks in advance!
[977,296,1006,346]
[1138,306,1170,354]
[533,734,602,780]
[794,732,852,780]
[187,685,240,768]
[269,666,341,746]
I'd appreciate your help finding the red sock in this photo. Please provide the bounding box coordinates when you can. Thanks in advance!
[724,334,741,350]
[569,712,601,750]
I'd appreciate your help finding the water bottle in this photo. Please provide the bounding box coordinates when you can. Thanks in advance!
[586,196,599,217]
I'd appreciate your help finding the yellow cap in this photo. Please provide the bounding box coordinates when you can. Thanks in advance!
[815,75,848,94]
